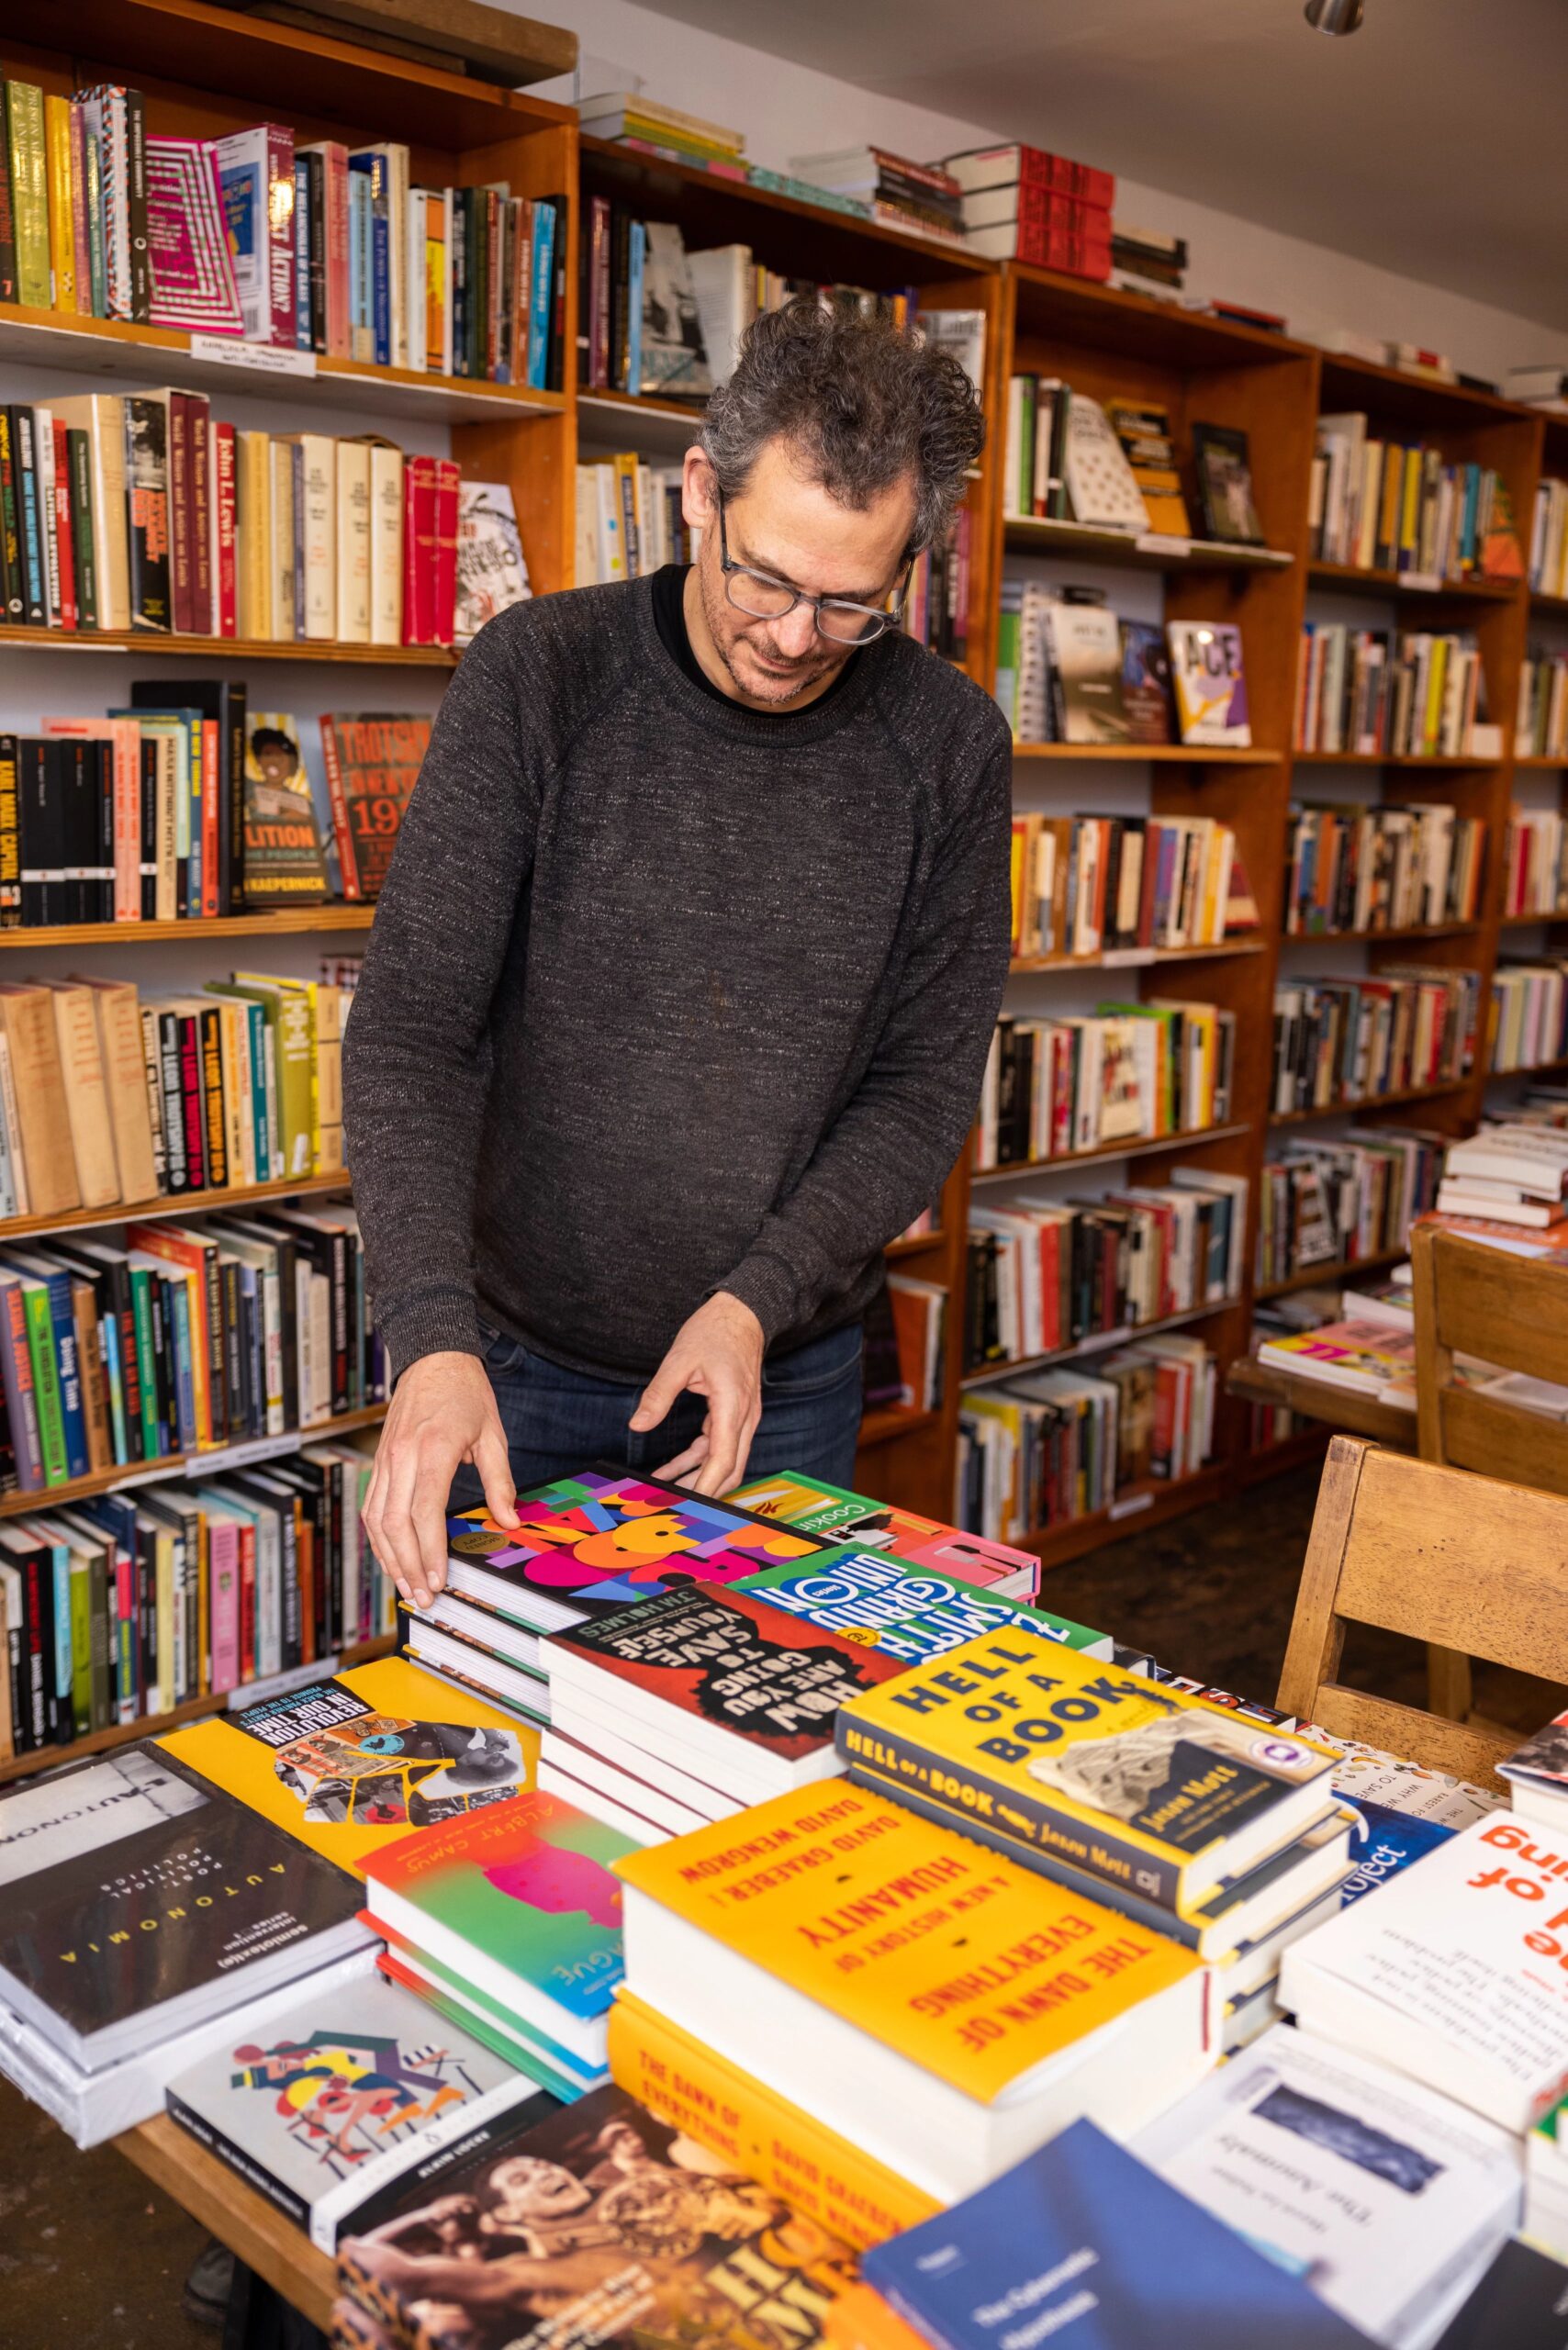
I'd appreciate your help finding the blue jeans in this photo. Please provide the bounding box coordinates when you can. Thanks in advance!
[448,1318,865,1511]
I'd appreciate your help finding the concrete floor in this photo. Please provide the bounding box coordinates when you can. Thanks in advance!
[0,1455,1546,2348]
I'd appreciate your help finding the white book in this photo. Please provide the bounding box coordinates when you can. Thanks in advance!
[684,243,754,386]
[368,440,403,645]
[334,438,372,642]
[289,432,336,640]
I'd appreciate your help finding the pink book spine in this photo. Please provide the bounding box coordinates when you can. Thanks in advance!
[266,123,296,346]
[323,143,350,357]
[213,420,237,636]
[113,716,141,918]
[116,1546,136,1721]
[209,1518,240,1692]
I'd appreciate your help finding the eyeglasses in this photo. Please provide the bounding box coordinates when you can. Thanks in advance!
[715,491,905,644]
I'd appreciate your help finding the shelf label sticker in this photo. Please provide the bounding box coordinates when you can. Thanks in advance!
[1102,946,1157,967]
[186,1428,313,1478]
[1109,1491,1156,1521]
[1400,571,1440,592]
[1137,532,1192,556]
[189,334,318,378]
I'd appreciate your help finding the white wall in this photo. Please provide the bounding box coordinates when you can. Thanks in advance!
[528,0,1568,383]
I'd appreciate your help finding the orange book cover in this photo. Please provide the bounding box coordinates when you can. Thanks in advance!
[824,2285,928,2350]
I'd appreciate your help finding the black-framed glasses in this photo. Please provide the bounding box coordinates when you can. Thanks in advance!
[715,491,906,644]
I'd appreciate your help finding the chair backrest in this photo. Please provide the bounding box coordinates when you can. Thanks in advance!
[1276,1434,1568,1788]
[1411,1223,1568,1500]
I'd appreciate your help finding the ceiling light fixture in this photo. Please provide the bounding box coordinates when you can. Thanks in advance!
[1305,0,1365,31]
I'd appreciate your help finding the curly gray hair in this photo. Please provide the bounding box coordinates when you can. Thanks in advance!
[700,295,985,561]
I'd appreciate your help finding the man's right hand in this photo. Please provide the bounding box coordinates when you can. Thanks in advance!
[362,1351,520,1611]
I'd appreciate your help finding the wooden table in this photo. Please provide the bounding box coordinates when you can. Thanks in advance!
[118,2114,336,2333]
[1226,1354,1417,1449]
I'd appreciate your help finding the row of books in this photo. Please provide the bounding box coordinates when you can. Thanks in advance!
[1111,219,1188,299]
[965,1169,1248,1371]
[1309,412,1523,580]
[1256,1130,1441,1288]
[1505,805,1568,919]
[1009,811,1249,961]
[790,145,968,249]
[1489,957,1568,1074]
[0,969,346,1225]
[1434,1119,1568,1231]
[573,455,696,584]
[0,1195,383,1503]
[1518,647,1568,759]
[1003,381,1263,546]
[1,391,528,646]
[960,1334,1217,1543]
[1271,968,1481,1115]
[1001,588,1252,746]
[3,1431,388,1755]
[1294,623,1492,758]
[976,1001,1237,1171]
[0,79,569,386]
[1282,800,1486,934]
[1529,474,1568,599]
[945,141,1114,272]
[902,508,972,662]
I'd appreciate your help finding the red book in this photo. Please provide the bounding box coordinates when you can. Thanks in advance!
[319,711,431,901]
[212,420,237,636]
[432,456,460,644]
[176,1014,207,1191]
[1016,184,1112,238]
[50,418,76,632]
[401,454,438,643]
[168,391,193,632]
[265,122,296,346]
[188,393,212,632]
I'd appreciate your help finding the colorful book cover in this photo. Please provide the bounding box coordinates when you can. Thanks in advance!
[318,712,431,900]
[862,2121,1369,2350]
[1119,619,1176,744]
[375,1936,599,2102]
[1166,619,1251,746]
[164,1962,556,2251]
[362,1789,629,2030]
[159,1655,540,1878]
[446,1468,833,1628]
[242,711,330,905]
[548,1583,907,1768]
[728,1472,1037,1591]
[339,2080,858,2350]
[737,1545,1111,1664]
[454,485,532,646]
[144,137,243,334]
[836,1634,1338,1919]
[1338,1796,1454,1906]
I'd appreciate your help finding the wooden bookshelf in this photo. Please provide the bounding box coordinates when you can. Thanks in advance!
[961,1293,1243,1392]
[970,1121,1249,1187]
[1270,1080,1472,1125]
[0,1402,386,1523]
[0,1169,349,1244]
[1003,517,1294,572]
[1256,1245,1410,1302]
[0,907,376,948]
[1012,743,1283,764]
[0,621,459,665]
[1305,560,1519,603]
[1009,939,1266,976]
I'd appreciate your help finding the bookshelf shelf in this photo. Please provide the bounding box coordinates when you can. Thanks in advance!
[971,1121,1249,1187]
[1291,751,1500,769]
[1487,1055,1568,1080]
[0,623,458,667]
[857,1405,942,1449]
[962,1293,1244,1393]
[1256,1245,1409,1302]
[0,907,376,949]
[1002,518,1294,572]
[1029,1460,1232,1573]
[0,1403,387,1524]
[1010,939,1265,976]
[1498,910,1568,928]
[1306,560,1518,604]
[0,1169,350,1246]
[0,1634,396,1789]
[1516,755,1568,769]
[1280,921,1481,946]
[577,390,707,457]
[1530,593,1568,619]
[1011,744,1283,765]
[1270,1080,1470,1125]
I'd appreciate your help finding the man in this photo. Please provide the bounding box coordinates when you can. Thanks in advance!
[343,297,1012,1611]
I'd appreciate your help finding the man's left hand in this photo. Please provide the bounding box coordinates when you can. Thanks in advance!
[631,1292,764,1496]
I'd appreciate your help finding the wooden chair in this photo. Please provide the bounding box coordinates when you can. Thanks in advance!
[1276,1434,1568,1790]
[1410,1222,1568,1717]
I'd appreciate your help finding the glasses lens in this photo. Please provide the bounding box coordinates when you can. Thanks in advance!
[725,568,797,621]
[817,602,889,644]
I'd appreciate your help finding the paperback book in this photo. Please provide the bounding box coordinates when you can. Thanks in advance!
[736,1543,1113,1664]
[318,712,431,900]
[1167,620,1252,745]
[241,711,330,903]
[727,1471,1038,1595]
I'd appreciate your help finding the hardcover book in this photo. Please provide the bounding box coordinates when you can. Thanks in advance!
[835,1632,1338,1920]
[1193,421,1265,544]
[338,2080,857,2350]
[1119,620,1176,744]
[361,1789,633,2072]
[637,220,712,397]
[1167,619,1252,745]
[446,1467,833,1634]
[160,1654,541,1877]
[728,1472,1038,1595]
[736,1545,1112,1664]
[144,138,243,334]
[241,712,330,904]
[165,1957,556,2251]
[861,2121,1369,2350]
[0,1742,368,2068]
[374,1934,601,2102]
[453,485,531,646]
[614,1778,1209,2207]
[1061,393,1148,530]
[319,712,431,900]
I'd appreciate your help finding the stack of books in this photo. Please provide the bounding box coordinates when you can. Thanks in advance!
[790,147,968,247]
[1294,623,1491,757]
[1255,1316,1419,1409]
[1283,800,1485,934]
[1256,1129,1442,1285]
[1271,967,1480,1113]
[728,1468,1041,1597]
[577,90,745,174]
[1517,649,1568,761]
[1435,1123,1568,1228]
[945,142,1114,274]
[1309,415,1524,581]
[574,453,694,584]
[1007,811,1247,959]
[1506,803,1568,917]
[976,999,1237,1169]
[1111,221,1188,299]
[1489,959,1568,1072]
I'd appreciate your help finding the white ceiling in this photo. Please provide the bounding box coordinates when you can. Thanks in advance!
[623,0,1568,333]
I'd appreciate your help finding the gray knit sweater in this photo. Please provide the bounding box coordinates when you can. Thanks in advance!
[341,573,1013,1382]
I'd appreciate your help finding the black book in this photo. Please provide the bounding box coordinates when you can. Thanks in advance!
[0,1742,368,2068]
[124,90,151,322]
[0,734,16,931]
[65,426,96,628]
[0,1524,58,1748]
[1435,2238,1568,2348]
[267,1454,335,1651]
[0,408,21,620]
[1192,421,1265,546]
[17,737,67,925]
[450,186,470,376]
[302,150,326,352]
[129,681,247,914]
[610,205,632,394]
[545,191,569,393]
[139,737,158,917]
[123,396,171,630]
[7,406,44,623]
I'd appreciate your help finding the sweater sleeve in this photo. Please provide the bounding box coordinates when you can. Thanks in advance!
[718,722,1013,1345]
[341,615,542,1376]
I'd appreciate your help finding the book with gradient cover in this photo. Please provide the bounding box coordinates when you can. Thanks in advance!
[737,1545,1112,1665]
[164,1958,557,2251]
[160,1655,540,1879]
[361,1788,630,2067]
[446,1466,834,1633]
[338,2080,858,2350]
[728,1472,1037,1595]
[375,1940,599,2103]
[835,1634,1338,1920]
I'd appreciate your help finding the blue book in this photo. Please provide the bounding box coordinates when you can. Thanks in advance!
[371,211,390,365]
[294,158,312,350]
[167,1279,198,1455]
[863,2121,1369,2349]
[527,201,555,390]
[1338,1796,1453,1906]
[46,1536,72,1719]
[625,219,645,397]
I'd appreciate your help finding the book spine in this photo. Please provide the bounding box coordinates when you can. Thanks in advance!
[189,397,211,632]
[82,112,106,317]
[0,410,19,621]
[266,123,295,345]
[50,419,76,632]
[319,721,360,899]
[0,734,18,925]
[167,390,192,632]
[212,420,237,637]
[21,1288,67,1486]
[9,83,50,308]
[36,408,61,627]
[11,408,44,623]
[0,84,17,304]
[43,95,75,312]
[163,2092,313,2231]
[124,90,150,322]
[123,397,171,631]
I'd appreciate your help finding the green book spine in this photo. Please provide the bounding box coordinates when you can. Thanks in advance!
[129,1266,161,1460]
[68,1552,92,1735]
[67,426,96,625]
[6,83,49,309]
[0,84,17,302]
[21,1285,67,1485]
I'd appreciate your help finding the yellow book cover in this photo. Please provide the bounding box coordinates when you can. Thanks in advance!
[608,1989,937,2252]
[835,1634,1337,1919]
[6,82,50,310]
[43,94,75,314]
[615,1777,1203,2106]
[160,1654,540,1877]
[1399,446,1422,564]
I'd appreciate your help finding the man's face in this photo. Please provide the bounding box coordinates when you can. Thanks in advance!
[683,437,915,711]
